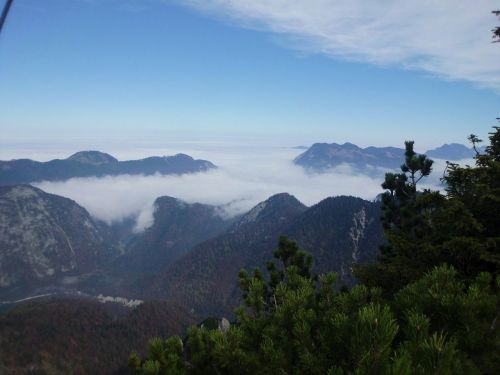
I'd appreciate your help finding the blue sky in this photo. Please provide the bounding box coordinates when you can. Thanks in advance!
[0,0,499,150]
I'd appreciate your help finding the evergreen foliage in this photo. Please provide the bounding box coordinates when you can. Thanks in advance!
[356,128,500,293]
[130,128,500,375]
[130,244,498,374]
[493,11,500,42]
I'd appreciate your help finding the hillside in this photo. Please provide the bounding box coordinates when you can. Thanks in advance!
[107,197,235,295]
[122,196,234,273]
[0,298,196,375]
[149,194,382,316]
[148,193,308,316]
[0,185,121,299]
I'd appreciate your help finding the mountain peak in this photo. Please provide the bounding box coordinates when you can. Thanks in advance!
[67,151,118,165]
[425,143,474,160]
[235,193,306,228]
[265,192,303,206]
[294,142,405,173]
[341,142,360,149]
[154,196,186,206]
[170,153,193,160]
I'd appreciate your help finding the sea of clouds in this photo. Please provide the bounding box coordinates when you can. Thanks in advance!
[28,143,453,232]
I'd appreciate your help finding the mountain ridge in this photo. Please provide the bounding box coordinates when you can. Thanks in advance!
[149,193,382,317]
[293,142,405,172]
[0,151,216,185]
[424,143,477,160]
[294,141,479,174]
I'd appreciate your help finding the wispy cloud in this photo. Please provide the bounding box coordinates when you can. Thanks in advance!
[179,0,500,89]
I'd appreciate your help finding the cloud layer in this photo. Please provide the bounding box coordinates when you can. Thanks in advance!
[180,0,500,89]
[34,146,451,232]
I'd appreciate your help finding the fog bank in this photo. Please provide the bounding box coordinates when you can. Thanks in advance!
[34,146,452,232]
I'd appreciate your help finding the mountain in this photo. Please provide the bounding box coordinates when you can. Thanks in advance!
[149,194,383,317]
[148,193,308,316]
[425,143,476,160]
[67,150,118,165]
[283,196,383,285]
[125,196,234,272]
[0,297,196,375]
[0,185,120,299]
[0,151,216,185]
[108,197,235,295]
[293,142,404,173]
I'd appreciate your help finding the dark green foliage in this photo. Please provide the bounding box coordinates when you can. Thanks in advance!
[493,11,500,42]
[357,129,500,292]
[131,128,500,374]
[380,140,433,231]
[131,239,499,374]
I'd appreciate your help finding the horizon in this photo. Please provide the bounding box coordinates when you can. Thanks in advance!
[0,2,498,372]
[0,135,486,163]
[1,0,499,149]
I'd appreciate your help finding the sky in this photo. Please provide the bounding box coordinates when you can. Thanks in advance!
[0,0,499,151]
[0,0,493,231]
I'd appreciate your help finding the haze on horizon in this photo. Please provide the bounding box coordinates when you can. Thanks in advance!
[0,0,499,150]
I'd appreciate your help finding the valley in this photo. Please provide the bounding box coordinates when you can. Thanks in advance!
[0,141,492,374]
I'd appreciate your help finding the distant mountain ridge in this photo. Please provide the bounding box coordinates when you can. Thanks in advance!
[294,141,478,173]
[294,142,405,172]
[0,151,216,185]
[424,143,477,160]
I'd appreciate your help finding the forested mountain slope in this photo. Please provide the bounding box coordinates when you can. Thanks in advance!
[150,194,382,316]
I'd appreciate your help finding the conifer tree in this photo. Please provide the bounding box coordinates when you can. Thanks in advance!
[130,238,499,374]
[357,127,500,292]
[130,128,500,375]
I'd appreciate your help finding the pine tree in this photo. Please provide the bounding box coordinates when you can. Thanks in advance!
[357,128,500,293]
[130,237,499,374]
[356,141,437,293]
[130,129,500,375]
